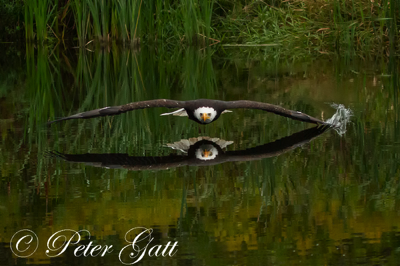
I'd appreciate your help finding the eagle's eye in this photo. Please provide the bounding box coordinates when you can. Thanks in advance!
[209,152,213,156]
[200,113,203,116]
[208,113,211,116]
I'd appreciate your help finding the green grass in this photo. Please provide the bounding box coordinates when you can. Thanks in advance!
[24,0,57,43]
[217,0,399,56]
[25,0,216,47]
[19,0,400,54]
[17,0,400,55]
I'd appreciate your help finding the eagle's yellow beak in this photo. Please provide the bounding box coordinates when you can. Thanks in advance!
[201,113,211,122]
[203,149,210,158]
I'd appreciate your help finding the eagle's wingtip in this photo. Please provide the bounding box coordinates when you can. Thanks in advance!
[47,118,64,125]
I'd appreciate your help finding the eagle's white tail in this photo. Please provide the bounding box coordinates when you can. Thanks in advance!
[160,108,188,116]
[160,109,232,117]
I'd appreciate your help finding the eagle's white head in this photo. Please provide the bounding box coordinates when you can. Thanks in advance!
[193,107,217,124]
[195,144,219,160]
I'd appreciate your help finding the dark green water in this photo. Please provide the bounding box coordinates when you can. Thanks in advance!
[1,45,400,265]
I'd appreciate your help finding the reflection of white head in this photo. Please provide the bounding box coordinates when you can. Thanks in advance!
[195,144,219,160]
[193,107,217,124]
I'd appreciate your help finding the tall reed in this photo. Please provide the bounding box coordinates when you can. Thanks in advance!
[25,0,57,43]
[24,0,218,46]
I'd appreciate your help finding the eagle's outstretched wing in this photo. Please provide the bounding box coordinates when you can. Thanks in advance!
[224,100,328,125]
[48,99,186,124]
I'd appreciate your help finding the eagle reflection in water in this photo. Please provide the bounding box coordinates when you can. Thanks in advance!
[49,126,330,170]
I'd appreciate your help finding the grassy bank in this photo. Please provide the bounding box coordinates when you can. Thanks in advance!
[218,0,399,56]
[18,0,400,55]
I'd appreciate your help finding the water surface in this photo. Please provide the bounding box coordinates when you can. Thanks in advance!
[1,46,400,265]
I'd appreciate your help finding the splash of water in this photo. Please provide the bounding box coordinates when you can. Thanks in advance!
[326,103,353,136]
